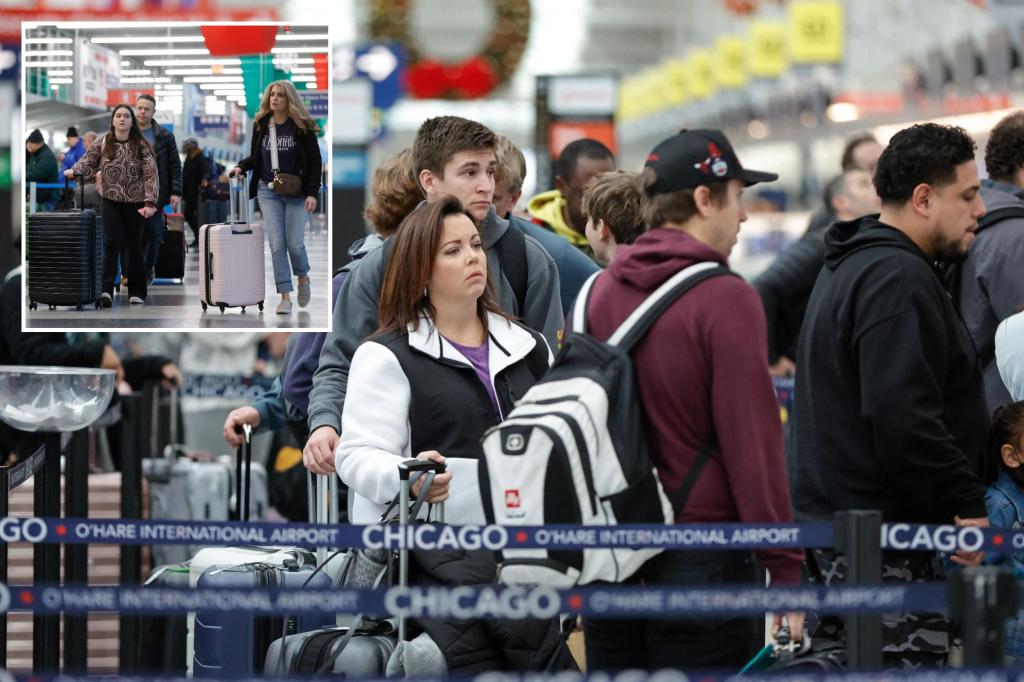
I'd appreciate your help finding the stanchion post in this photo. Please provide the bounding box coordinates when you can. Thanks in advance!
[33,432,62,673]
[63,429,89,673]
[949,566,1017,666]
[118,391,146,673]
[0,462,8,669]
[834,510,882,670]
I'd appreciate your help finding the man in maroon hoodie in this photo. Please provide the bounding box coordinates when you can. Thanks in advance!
[580,129,804,671]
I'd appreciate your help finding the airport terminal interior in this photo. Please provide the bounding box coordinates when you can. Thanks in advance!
[2,0,1024,678]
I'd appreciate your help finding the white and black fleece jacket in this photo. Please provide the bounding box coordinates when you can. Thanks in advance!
[335,312,552,524]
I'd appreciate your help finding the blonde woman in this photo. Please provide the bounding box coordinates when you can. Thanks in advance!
[231,80,322,315]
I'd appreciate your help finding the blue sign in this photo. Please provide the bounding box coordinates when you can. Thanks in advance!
[192,115,230,135]
[299,90,328,118]
[333,149,367,188]
[347,42,405,110]
[0,43,20,81]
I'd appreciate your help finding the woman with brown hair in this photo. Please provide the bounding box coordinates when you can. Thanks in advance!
[231,80,322,315]
[333,196,571,674]
[66,104,157,306]
[335,196,551,524]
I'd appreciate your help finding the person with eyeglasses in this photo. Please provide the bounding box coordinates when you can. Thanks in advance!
[526,138,614,261]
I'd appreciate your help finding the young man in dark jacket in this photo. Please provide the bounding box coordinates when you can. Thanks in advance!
[792,123,990,668]
[579,129,803,671]
[958,111,1024,408]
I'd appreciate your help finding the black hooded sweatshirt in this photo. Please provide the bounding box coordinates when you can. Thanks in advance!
[791,215,989,524]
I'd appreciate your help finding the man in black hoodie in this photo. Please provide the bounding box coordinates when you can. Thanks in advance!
[792,123,989,668]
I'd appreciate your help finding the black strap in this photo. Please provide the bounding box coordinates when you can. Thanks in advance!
[496,224,528,316]
[976,205,1024,232]
[667,432,719,514]
[615,265,736,353]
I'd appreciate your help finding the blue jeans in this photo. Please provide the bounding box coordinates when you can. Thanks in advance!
[143,210,164,270]
[257,184,309,294]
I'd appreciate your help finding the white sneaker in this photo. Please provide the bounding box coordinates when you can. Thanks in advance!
[129,296,145,305]
[276,299,292,315]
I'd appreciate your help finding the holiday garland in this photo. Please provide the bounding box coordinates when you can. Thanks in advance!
[370,0,531,99]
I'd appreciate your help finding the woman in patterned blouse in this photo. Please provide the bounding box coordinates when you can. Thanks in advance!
[67,104,157,307]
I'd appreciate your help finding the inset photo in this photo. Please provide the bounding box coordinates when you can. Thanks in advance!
[22,22,330,329]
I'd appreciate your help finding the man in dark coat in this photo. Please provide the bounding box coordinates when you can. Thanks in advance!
[26,129,59,211]
[792,123,990,668]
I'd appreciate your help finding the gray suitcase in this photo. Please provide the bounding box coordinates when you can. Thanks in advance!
[264,460,446,676]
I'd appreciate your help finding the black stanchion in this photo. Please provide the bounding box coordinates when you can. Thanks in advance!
[949,565,1018,666]
[834,510,882,670]
[63,429,90,673]
[0,462,8,670]
[33,432,62,673]
[118,391,146,673]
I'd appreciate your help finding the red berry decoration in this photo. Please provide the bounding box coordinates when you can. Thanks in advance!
[371,0,530,100]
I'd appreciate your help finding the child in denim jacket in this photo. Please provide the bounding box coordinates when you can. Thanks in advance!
[984,401,1024,658]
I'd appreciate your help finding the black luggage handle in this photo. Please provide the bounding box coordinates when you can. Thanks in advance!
[398,458,446,480]
[233,423,253,522]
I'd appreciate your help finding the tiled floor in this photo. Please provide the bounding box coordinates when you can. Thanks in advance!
[25,222,330,330]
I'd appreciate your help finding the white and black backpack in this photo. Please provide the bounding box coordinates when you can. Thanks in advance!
[479,261,732,588]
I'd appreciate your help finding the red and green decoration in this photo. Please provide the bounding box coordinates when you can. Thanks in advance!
[370,0,531,100]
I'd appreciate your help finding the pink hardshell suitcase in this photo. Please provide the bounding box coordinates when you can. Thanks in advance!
[198,174,265,313]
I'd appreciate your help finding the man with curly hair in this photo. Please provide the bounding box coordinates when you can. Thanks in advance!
[957,111,1024,408]
[792,123,989,668]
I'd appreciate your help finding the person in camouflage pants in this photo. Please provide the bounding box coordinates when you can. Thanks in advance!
[807,548,951,669]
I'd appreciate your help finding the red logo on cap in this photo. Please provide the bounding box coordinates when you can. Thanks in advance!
[646,153,660,162]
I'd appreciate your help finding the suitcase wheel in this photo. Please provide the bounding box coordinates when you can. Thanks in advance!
[241,306,246,313]
[29,302,37,311]
[258,301,264,312]
[49,305,56,311]
[219,305,226,313]
[76,305,84,311]
[95,301,102,309]
[201,301,208,312]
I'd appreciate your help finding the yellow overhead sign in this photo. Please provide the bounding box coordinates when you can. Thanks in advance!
[687,49,715,99]
[715,36,747,89]
[665,58,688,106]
[789,1,844,64]
[748,20,787,78]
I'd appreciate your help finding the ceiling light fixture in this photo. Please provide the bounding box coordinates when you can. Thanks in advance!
[120,48,210,56]
[91,36,205,45]
[144,58,241,67]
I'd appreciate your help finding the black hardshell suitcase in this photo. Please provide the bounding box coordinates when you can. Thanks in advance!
[26,176,103,310]
[155,213,186,280]
[137,562,190,675]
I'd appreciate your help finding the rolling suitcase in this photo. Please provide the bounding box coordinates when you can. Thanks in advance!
[137,562,190,675]
[191,429,332,677]
[184,426,315,675]
[26,175,103,311]
[264,459,447,676]
[198,174,265,313]
[155,212,186,281]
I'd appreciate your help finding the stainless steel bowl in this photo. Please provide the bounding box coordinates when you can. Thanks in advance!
[0,366,117,432]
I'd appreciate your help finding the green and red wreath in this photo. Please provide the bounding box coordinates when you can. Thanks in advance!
[370,0,531,99]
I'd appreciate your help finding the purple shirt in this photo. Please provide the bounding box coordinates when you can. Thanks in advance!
[445,337,500,418]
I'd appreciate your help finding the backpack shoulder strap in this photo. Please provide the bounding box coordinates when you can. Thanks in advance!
[609,262,734,351]
[571,271,602,335]
[496,224,528,315]
[977,205,1024,232]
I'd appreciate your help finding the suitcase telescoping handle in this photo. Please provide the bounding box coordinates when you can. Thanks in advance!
[227,172,248,227]
[397,458,446,642]
[233,423,253,522]
[307,470,340,566]
[65,173,85,210]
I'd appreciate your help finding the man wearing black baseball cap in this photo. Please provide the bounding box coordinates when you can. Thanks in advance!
[575,129,803,671]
